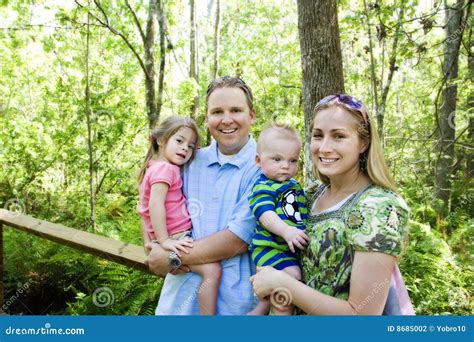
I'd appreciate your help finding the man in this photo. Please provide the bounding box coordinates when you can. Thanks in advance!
[146,76,261,315]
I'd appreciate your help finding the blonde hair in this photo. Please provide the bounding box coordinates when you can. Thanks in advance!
[257,123,302,154]
[137,116,199,185]
[205,76,255,112]
[312,100,398,193]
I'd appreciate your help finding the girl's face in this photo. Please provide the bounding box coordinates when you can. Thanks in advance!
[205,87,256,155]
[310,106,366,181]
[159,127,197,166]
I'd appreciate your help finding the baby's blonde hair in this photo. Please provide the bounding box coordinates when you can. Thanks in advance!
[257,123,302,154]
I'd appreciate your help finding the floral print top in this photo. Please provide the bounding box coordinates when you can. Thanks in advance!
[301,183,409,300]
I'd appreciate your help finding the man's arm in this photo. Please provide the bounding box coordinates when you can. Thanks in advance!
[146,229,248,277]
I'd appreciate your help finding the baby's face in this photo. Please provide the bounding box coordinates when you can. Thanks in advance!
[256,137,301,182]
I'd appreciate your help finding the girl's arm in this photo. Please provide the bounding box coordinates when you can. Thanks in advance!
[149,183,193,256]
[140,220,151,255]
[259,211,309,253]
[149,183,170,243]
[251,251,395,315]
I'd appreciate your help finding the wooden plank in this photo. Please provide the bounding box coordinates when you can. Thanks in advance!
[0,209,151,274]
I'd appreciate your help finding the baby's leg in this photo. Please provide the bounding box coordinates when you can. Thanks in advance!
[189,262,222,315]
[270,265,301,316]
[246,298,271,316]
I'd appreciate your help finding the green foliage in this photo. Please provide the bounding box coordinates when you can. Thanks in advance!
[66,263,161,315]
[400,221,473,315]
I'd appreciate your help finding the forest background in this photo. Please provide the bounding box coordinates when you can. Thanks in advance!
[0,0,472,315]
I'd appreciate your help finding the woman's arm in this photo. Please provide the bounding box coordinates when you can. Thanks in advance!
[251,251,395,315]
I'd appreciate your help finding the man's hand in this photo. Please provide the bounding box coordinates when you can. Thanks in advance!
[145,242,191,277]
[282,226,309,253]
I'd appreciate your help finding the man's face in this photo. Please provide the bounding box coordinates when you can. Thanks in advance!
[205,87,256,155]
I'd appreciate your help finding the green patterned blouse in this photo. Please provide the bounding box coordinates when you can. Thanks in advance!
[301,183,409,300]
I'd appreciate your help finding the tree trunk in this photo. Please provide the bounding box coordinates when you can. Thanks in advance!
[467,20,473,179]
[85,12,96,231]
[207,0,221,145]
[144,0,158,128]
[157,0,166,124]
[434,0,465,213]
[363,0,380,131]
[364,0,405,139]
[189,0,199,120]
[297,0,345,184]
[212,0,220,81]
[378,7,405,139]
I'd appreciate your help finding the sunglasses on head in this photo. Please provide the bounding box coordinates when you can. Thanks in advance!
[315,94,369,124]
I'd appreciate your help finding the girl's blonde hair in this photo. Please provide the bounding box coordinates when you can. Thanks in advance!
[137,116,199,185]
[311,96,398,193]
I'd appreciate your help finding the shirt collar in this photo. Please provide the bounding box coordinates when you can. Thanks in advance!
[258,173,297,186]
[206,135,256,168]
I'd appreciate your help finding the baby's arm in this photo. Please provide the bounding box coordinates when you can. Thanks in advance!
[259,211,309,253]
[149,183,193,256]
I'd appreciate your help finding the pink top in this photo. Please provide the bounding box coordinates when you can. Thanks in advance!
[137,160,192,239]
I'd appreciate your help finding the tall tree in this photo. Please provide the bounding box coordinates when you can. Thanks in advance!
[189,0,199,120]
[466,9,473,180]
[157,0,167,122]
[84,11,96,231]
[363,0,406,138]
[297,0,345,182]
[434,0,466,212]
[76,0,161,128]
[212,0,221,81]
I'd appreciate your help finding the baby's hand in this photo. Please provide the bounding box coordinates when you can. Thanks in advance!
[282,226,309,253]
[160,238,193,257]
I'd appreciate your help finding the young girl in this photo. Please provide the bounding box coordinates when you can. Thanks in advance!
[251,94,412,315]
[137,116,221,315]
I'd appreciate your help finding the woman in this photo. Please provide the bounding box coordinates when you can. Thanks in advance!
[251,94,410,315]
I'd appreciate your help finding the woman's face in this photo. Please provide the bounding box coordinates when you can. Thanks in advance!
[310,106,366,181]
[205,87,256,155]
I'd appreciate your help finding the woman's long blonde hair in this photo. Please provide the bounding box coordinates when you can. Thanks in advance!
[137,116,199,185]
[312,96,398,193]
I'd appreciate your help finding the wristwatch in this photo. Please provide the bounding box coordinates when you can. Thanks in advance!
[168,251,182,268]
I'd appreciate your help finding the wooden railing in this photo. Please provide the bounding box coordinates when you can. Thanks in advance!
[0,208,151,307]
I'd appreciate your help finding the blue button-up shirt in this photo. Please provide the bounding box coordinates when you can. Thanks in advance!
[155,137,261,315]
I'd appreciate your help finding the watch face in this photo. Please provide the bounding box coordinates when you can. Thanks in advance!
[169,257,181,268]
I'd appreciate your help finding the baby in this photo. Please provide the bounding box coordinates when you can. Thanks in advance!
[247,123,309,315]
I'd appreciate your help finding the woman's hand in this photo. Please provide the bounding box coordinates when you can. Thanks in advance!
[250,266,288,300]
[160,238,193,257]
